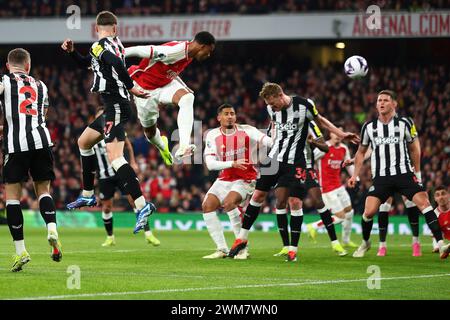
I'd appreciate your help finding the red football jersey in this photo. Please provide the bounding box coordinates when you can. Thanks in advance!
[435,207,450,240]
[316,143,351,193]
[128,41,192,90]
[204,125,266,181]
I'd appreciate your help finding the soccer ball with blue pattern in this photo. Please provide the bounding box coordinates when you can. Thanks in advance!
[344,55,368,79]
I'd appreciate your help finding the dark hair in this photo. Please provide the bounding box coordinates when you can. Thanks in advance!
[194,31,216,46]
[96,11,118,26]
[378,89,397,101]
[217,103,234,115]
[435,185,448,193]
[7,48,30,66]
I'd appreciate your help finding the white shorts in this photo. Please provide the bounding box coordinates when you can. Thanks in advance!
[205,179,256,206]
[322,185,352,214]
[133,77,192,128]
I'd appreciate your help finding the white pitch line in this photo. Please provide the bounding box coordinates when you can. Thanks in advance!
[12,273,450,300]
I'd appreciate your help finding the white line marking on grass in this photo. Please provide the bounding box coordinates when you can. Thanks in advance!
[13,273,450,300]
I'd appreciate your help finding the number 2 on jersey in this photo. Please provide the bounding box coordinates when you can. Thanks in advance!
[19,86,38,116]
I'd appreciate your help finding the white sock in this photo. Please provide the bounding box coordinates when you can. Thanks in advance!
[177,93,194,147]
[342,210,353,244]
[134,196,146,211]
[238,228,250,240]
[437,240,444,248]
[226,208,242,238]
[412,236,419,244]
[331,240,340,246]
[145,127,165,150]
[14,240,26,255]
[379,241,386,248]
[203,212,228,251]
[82,190,94,197]
[432,237,438,249]
[144,230,153,237]
[289,246,298,253]
[47,222,57,237]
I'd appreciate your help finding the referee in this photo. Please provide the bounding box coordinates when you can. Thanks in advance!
[349,90,449,258]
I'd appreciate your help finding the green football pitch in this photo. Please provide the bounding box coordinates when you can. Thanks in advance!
[1,227,448,300]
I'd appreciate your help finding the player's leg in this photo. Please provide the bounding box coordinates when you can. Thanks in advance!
[99,178,116,247]
[202,188,228,258]
[5,182,30,272]
[31,148,61,262]
[410,191,447,259]
[286,196,304,262]
[228,189,269,257]
[67,117,104,209]
[306,188,344,242]
[377,198,392,256]
[403,196,421,256]
[162,79,195,159]
[134,93,173,166]
[308,186,347,256]
[353,196,383,258]
[222,191,244,239]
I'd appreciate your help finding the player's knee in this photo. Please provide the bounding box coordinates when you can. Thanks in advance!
[251,192,266,204]
[102,205,112,214]
[288,197,302,210]
[223,200,238,213]
[275,199,288,209]
[177,92,195,107]
[202,200,216,213]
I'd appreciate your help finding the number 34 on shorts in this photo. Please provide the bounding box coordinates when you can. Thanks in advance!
[295,167,316,182]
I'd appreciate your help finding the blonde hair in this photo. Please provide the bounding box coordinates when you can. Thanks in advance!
[259,82,282,99]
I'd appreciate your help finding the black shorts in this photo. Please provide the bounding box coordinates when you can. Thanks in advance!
[88,114,105,135]
[255,161,306,192]
[3,148,55,183]
[101,93,131,143]
[290,169,320,199]
[368,173,425,203]
[98,175,127,201]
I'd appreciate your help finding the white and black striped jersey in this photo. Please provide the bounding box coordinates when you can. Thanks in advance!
[0,72,53,154]
[90,36,130,100]
[267,96,319,165]
[361,115,417,178]
[304,120,323,169]
[93,140,115,180]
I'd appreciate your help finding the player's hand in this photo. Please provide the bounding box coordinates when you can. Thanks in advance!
[342,158,355,168]
[347,176,358,188]
[342,132,360,144]
[61,38,74,53]
[129,86,150,98]
[232,159,249,170]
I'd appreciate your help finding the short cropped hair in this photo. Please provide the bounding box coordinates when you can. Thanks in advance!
[194,31,216,46]
[7,48,30,66]
[96,11,118,26]
[217,103,234,115]
[259,82,282,99]
[435,185,448,193]
[378,89,397,101]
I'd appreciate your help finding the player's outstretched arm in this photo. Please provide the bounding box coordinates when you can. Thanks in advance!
[308,135,329,153]
[61,38,91,68]
[408,138,422,182]
[205,155,248,171]
[125,45,152,58]
[316,115,360,144]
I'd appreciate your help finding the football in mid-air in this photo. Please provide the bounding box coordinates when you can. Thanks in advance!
[344,55,368,79]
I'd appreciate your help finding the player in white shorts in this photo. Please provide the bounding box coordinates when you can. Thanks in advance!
[306,129,358,248]
[125,31,216,161]
[202,104,273,259]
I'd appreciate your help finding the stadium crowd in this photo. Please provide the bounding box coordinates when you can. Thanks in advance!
[0,55,448,215]
[0,0,448,17]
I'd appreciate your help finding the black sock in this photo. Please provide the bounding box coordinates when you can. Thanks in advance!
[378,210,389,242]
[39,195,57,225]
[115,164,143,200]
[242,204,261,230]
[406,206,420,237]
[290,215,303,247]
[81,153,97,191]
[144,222,150,232]
[276,214,290,246]
[7,203,24,241]
[103,215,113,236]
[319,209,337,241]
[362,217,374,241]
[423,209,443,241]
